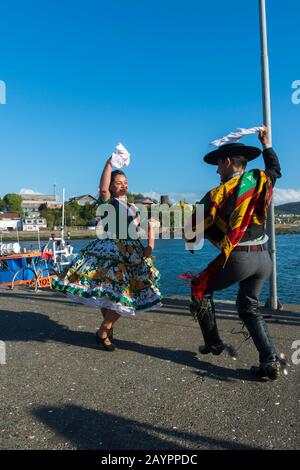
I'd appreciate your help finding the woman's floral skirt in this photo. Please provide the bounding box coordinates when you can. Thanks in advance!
[51,238,162,316]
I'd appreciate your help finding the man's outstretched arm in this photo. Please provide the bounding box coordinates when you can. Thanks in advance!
[258,125,282,187]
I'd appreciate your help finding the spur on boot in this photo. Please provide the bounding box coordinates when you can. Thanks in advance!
[251,354,288,380]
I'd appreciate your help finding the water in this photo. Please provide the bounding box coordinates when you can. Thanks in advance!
[153,236,300,305]
[22,235,300,304]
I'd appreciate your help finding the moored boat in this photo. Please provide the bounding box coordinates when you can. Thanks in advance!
[0,237,76,290]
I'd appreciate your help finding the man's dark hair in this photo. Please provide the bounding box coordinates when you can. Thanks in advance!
[110,170,126,184]
[221,155,248,169]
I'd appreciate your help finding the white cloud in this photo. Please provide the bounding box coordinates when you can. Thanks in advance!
[274,188,300,206]
[19,188,42,195]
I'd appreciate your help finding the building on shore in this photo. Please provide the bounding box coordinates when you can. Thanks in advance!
[21,194,61,216]
[67,195,97,206]
[172,201,194,210]
[0,213,22,231]
[275,213,300,225]
[22,217,47,231]
[160,195,170,205]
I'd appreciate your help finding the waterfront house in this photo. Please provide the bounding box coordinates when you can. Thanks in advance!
[0,213,22,231]
[67,195,97,206]
[22,217,47,231]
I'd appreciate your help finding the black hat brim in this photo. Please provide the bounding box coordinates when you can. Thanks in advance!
[204,144,261,165]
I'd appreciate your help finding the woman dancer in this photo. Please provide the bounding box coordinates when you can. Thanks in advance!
[52,152,162,351]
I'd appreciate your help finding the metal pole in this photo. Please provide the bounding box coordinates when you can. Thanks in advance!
[258,0,278,309]
[37,226,41,251]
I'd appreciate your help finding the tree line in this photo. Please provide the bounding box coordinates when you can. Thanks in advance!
[0,192,156,228]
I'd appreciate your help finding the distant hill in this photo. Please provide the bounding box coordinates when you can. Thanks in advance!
[275,201,300,214]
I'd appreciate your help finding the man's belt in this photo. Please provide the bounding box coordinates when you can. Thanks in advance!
[233,244,267,252]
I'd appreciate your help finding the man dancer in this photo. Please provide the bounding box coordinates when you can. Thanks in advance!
[185,126,287,380]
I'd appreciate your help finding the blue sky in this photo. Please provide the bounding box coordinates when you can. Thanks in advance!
[1,0,299,204]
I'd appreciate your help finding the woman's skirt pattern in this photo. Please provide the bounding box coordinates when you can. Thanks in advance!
[51,238,162,316]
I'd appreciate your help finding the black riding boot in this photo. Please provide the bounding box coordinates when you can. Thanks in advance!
[237,299,287,380]
[190,294,224,355]
[242,315,277,363]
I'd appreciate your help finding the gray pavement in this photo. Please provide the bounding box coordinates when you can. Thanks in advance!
[0,287,299,450]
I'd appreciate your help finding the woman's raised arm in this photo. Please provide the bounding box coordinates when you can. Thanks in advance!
[99,157,113,201]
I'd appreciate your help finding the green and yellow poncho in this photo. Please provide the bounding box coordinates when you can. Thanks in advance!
[182,169,273,299]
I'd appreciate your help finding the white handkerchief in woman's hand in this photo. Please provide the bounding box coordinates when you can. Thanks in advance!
[111,143,131,169]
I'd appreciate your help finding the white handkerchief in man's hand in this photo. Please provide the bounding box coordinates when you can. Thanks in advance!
[111,143,131,169]
[210,126,264,147]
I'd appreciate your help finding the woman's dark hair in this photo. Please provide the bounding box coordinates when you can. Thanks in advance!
[110,170,126,185]
[221,155,247,169]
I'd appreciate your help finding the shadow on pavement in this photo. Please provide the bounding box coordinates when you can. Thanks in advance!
[0,309,259,383]
[32,404,260,450]
[113,338,260,383]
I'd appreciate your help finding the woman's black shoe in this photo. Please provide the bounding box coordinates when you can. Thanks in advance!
[95,332,116,352]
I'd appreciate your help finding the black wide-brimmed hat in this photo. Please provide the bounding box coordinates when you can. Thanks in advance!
[203,142,261,165]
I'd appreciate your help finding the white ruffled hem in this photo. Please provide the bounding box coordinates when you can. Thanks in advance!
[63,292,162,316]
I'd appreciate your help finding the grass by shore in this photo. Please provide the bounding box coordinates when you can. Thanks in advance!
[1,225,299,241]
[0,229,97,241]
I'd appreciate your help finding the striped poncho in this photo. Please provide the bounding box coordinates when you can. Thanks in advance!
[182,169,272,300]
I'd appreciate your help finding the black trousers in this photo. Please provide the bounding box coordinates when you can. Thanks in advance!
[206,249,277,363]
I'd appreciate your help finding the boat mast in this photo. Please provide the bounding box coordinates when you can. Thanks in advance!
[61,188,65,240]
